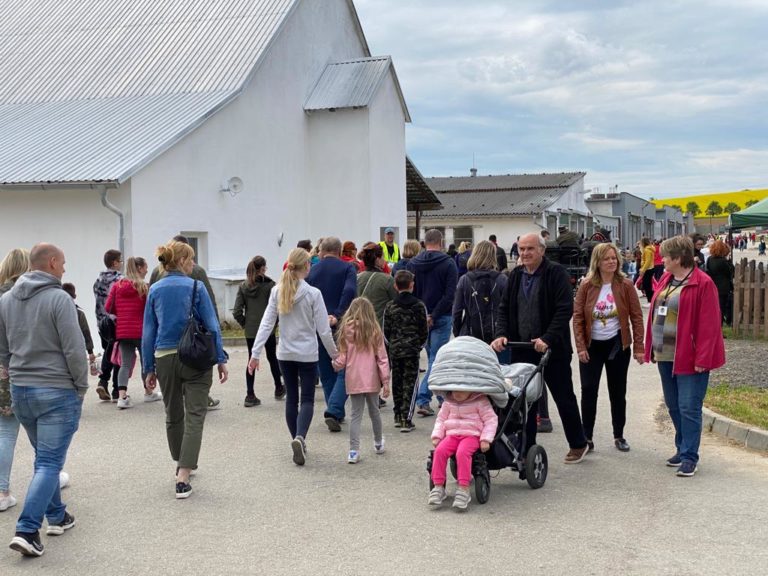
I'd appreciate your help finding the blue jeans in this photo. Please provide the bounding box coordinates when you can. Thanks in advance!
[279,361,318,440]
[658,362,709,465]
[0,413,21,492]
[318,344,339,405]
[11,386,81,533]
[324,369,347,420]
[417,315,452,407]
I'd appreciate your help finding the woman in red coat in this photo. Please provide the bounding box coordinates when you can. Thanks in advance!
[645,236,725,477]
[106,257,158,408]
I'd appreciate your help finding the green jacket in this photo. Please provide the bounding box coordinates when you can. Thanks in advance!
[150,264,217,315]
[357,271,398,326]
[233,276,276,338]
[0,281,13,414]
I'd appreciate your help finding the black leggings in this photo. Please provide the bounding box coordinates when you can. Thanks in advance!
[579,335,631,440]
[246,335,282,395]
[641,270,654,302]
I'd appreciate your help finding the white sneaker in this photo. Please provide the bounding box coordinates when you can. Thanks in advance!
[0,494,17,512]
[374,437,385,455]
[59,471,70,489]
[452,488,471,511]
[428,486,447,506]
[143,390,162,402]
[117,396,132,409]
[347,450,360,464]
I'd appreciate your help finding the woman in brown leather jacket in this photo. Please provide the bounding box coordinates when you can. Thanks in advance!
[573,243,645,452]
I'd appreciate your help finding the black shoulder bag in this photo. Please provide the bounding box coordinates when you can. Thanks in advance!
[178,281,218,370]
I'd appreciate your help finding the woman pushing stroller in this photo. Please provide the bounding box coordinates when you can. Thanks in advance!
[429,390,498,511]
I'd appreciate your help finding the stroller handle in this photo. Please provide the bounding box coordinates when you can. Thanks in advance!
[505,342,552,368]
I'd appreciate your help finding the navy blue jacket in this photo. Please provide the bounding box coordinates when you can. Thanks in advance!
[406,250,458,319]
[306,256,357,319]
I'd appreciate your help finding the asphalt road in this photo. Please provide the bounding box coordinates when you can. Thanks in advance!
[2,345,767,575]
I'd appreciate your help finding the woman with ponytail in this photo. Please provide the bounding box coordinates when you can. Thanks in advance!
[248,248,337,466]
[106,257,159,408]
[142,241,228,499]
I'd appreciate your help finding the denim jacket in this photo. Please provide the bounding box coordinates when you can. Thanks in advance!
[142,272,226,373]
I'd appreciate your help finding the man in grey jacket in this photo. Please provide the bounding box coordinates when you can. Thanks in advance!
[0,243,87,557]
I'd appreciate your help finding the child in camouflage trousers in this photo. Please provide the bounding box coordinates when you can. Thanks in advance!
[382,271,428,432]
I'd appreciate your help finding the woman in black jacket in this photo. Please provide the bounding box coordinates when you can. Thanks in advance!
[705,240,734,326]
[452,241,508,361]
[234,256,284,406]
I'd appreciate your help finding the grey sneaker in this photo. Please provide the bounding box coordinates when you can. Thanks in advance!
[428,486,447,507]
[374,437,385,455]
[207,397,221,410]
[452,488,471,511]
[291,436,306,466]
[46,512,75,536]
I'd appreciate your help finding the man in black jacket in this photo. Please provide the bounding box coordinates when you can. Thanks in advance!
[489,234,508,271]
[492,233,589,464]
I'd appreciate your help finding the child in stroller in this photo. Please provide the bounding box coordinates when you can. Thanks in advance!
[425,337,550,507]
[428,390,498,510]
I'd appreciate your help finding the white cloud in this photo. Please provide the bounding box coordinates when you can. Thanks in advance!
[562,132,644,150]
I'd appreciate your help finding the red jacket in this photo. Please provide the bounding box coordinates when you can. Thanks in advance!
[644,267,725,375]
[105,279,147,340]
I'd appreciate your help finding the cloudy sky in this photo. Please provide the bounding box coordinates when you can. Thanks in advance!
[355,0,768,199]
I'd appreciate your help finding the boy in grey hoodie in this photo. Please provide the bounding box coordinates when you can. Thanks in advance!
[0,244,87,557]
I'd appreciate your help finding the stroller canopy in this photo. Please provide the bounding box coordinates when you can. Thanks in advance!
[427,337,508,407]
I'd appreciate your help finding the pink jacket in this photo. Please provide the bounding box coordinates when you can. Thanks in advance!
[644,267,725,375]
[332,325,390,395]
[105,279,147,341]
[432,392,498,444]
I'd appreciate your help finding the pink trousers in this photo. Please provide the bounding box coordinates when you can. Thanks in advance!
[431,435,480,488]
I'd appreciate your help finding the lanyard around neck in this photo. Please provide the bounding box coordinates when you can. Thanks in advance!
[661,269,693,307]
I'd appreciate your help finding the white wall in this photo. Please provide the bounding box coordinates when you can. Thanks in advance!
[0,184,131,347]
[409,216,544,256]
[367,73,407,242]
[128,0,375,313]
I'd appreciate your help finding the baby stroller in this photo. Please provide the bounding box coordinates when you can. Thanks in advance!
[425,337,549,504]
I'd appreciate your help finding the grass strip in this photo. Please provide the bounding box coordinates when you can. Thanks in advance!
[705,384,768,430]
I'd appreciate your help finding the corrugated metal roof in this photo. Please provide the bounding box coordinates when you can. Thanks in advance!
[305,56,411,122]
[406,156,441,211]
[0,0,297,105]
[416,189,563,219]
[0,0,302,184]
[0,92,233,184]
[427,172,585,193]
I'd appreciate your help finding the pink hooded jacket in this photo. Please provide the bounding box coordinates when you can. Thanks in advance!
[432,392,498,444]
[332,324,390,395]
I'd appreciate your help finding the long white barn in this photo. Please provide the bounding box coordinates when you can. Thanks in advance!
[0,0,411,327]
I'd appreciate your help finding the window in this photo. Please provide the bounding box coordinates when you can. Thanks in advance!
[180,231,208,269]
[407,227,419,240]
[452,226,473,247]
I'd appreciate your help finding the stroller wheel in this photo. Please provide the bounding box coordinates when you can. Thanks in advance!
[525,445,548,489]
[474,472,491,504]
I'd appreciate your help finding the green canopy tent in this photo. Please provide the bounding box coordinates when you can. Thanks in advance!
[728,196,768,230]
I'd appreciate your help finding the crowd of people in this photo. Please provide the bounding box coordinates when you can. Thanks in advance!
[0,225,729,553]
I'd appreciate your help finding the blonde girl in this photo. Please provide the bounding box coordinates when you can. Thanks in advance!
[248,248,337,465]
[332,298,390,463]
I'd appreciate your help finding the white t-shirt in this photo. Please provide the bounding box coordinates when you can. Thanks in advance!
[591,283,620,341]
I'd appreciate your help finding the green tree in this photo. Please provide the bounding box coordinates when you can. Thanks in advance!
[745,199,759,208]
[669,204,682,211]
[724,202,741,214]
[706,200,723,233]
[686,201,702,217]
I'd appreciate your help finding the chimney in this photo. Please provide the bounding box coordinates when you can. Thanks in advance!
[470,168,477,177]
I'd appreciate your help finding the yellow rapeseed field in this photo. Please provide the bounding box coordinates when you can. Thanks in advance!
[653,189,768,218]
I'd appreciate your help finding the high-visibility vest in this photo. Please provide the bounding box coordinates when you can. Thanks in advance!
[379,241,400,263]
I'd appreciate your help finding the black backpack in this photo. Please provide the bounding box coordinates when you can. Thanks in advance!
[464,272,499,344]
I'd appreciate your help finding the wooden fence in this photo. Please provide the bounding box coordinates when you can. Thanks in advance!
[733,258,768,338]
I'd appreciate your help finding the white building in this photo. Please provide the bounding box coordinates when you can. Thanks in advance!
[0,0,413,326]
[407,171,590,252]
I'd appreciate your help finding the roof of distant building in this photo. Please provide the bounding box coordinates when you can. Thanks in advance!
[414,172,585,218]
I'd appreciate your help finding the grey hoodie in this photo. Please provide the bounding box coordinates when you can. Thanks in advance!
[250,280,337,363]
[0,271,89,395]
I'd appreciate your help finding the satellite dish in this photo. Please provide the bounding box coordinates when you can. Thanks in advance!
[220,177,243,197]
